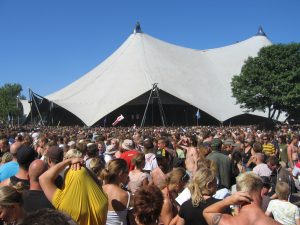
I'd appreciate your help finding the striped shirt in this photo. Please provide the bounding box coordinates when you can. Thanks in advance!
[263,143,276,156]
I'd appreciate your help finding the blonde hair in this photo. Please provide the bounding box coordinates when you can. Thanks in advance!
[1,152,13,163]
[166,167,189,186]
[89,158,105,177]
[236,172,263,194]
[275,182,290,200]
[196,158,217,173]
[0,186,22,206]
[64,149,83,159]
[188,168,216,206]
[198,146,210,158]
[100,158,128,184]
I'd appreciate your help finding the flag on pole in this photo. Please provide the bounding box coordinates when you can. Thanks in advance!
[196,109,201,120]
[112,114,124,126]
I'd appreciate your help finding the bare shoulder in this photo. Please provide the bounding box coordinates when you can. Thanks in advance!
[0,178,10,187]
[102,184,109,193]
[258,216,282,225]
[238,209,281,225]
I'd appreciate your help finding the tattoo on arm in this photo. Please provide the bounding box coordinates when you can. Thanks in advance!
[212,213,223,225]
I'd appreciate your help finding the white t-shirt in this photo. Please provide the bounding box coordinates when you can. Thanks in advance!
[266,199,300,225]
[143,153,158,171]
[253,163,272,177]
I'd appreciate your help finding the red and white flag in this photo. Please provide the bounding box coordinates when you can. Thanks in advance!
[112,114,124,126]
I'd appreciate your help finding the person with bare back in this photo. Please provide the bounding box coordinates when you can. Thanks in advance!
[203,172,281,225]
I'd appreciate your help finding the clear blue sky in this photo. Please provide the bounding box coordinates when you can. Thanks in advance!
[0,0,299,99]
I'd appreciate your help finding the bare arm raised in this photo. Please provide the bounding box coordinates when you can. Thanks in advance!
[203,192,252,225]
[39,157,84,202]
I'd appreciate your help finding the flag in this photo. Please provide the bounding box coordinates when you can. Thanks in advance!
[196,109,201,120]
[7,113,12,122]
[112,114,124,126]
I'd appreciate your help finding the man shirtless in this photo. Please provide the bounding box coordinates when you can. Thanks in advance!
[288,135,299,168]
[203,172,281,225]
[184,146,199,176]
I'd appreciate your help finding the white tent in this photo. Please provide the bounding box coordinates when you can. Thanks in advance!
[43,25,282,126]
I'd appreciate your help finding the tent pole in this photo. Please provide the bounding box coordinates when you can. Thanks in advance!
[140,83,166,128]
[155,85,166,127]
[29,89,33,124]
[140,84,155,128]
[30,89,45,126]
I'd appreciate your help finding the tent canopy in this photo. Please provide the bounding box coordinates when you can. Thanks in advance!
[41,25,282,126]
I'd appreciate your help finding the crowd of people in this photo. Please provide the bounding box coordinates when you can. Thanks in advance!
[0,123,299,225]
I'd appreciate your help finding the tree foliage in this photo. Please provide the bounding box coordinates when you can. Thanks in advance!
[0,83,23,123]
[231,43,300,120]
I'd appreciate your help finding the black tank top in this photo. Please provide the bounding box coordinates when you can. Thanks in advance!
[242,148,252,164]
[10,176,30,189]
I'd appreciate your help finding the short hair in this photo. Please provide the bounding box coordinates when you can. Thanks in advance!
[275,182,290,200]
[263,134,269,140]
[86,143,97,157]
[202,130,211,139]
[267,156,279,166]
[236,172,263,194]
[252,142,263,153]
[143,138,154,150]
[134,185,163,225]
[16,146,36,170]
[20,208,77,225]
[255,153,265,162]
[158,137,168,146]
[131,153,145,169]
[76,142,87,155]
[64,149,83,159]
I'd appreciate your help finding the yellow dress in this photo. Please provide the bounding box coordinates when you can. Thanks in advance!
[52,167,108,225]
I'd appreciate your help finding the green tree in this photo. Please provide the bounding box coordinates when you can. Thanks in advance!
[0,83,24,123]
[231,43,300,120]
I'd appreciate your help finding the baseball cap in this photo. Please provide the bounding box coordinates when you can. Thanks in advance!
[211,138,222,150]
[224,139,236,146]
[122,139,134,150]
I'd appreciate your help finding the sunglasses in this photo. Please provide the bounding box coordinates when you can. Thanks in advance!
[181,172,190,182]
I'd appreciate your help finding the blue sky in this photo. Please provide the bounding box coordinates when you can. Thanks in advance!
[0,0,299,99]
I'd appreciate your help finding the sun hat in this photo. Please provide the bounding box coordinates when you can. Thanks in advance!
[121,139,134,150]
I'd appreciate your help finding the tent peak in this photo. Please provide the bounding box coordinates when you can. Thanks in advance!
[133,22,142,34]
[256,26,266,36]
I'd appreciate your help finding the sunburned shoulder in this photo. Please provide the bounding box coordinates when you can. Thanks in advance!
[232,210,280,225]
[211,210,281,225]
